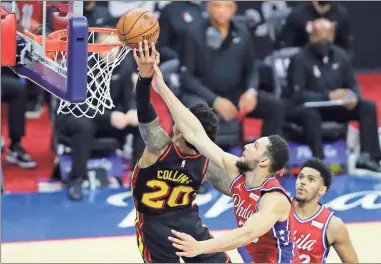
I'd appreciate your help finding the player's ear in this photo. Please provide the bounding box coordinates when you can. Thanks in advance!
[319,185,327,196]
[259,158,270,169]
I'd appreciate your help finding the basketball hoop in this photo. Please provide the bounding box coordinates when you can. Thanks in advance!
[23,27,130,118]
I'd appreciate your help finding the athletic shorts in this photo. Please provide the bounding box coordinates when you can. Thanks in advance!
[134,209,231,263]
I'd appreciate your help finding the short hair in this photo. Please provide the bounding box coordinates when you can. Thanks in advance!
[301,158,332,189]
[187,103,219,149]
[265,135,290,173]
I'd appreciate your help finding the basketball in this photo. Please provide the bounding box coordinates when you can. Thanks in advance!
[116,8,160,49]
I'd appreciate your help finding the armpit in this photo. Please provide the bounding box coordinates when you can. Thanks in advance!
[139,118,171,153]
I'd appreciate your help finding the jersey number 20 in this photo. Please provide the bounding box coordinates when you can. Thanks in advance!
[142,180,194,209]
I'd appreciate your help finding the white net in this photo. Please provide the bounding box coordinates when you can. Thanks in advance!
[52,29,130,118]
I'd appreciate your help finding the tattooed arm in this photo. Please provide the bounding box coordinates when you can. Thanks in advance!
[204,162,232,196]
[139,118,171,153]
[134,42,171,156]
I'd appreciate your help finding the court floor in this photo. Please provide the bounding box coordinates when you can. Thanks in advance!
[2,174,381,263]
[2,222,381,263]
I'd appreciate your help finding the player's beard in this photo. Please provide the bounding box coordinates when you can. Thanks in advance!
[294,195,306,203]
[235,159,259,174]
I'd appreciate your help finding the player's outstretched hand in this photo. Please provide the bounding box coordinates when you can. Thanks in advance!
[133,40,159,78]
[168,229,202,258]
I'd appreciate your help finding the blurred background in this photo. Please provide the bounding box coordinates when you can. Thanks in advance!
[1,1,381,262]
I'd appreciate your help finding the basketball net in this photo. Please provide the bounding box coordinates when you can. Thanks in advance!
[54,29,130,118]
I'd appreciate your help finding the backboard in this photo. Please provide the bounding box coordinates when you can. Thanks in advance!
[2,1,88,103]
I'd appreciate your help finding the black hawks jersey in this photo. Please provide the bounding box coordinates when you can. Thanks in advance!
[131,143,209,215]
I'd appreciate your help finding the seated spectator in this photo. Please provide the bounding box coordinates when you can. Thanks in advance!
[108,1,157,26]
[279,0,353,55]
[284,18,381,172]
[54,33,144,201]
[1,67,37,169]
[179,1,284,137]
[158,1,206,63]
[158,1,207,97]
[83,1,114,27]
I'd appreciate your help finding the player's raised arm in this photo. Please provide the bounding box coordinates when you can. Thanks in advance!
[203,162,232,196]
[328,216,359,263]
[169,191,290,257]
[151,64,238,173]
[133,41,171,154]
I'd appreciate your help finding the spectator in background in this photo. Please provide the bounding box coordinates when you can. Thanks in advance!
[108,1,157,26]
[284,18,381,172]
[280,0,353,55]
[179,1,284,136]
[14,1,47,118]
[158,1,206,63]
[55,33,144,200]
[1,68,37,169]
[83,1,114,27]
[157,1,206,96]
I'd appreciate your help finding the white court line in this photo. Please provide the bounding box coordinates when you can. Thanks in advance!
[2,222,381,263]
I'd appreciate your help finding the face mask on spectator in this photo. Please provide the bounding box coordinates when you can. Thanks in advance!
[311,39,331,57]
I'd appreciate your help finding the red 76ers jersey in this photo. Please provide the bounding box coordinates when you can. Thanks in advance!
[292,199,334,263]
[230,174,299,263]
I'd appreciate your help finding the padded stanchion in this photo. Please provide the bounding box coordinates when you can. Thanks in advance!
[1,7,17,66]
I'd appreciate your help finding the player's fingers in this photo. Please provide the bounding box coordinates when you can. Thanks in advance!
[144,40,149,60]
[176,252,188,257]
[172,243,185,251]
[151,42,157,59]
[138,41,144,62]
[168,236,185,245]
[133,48,139,62]
[171,230,186,239]
[151,42,156,52]
[155,51,160,65]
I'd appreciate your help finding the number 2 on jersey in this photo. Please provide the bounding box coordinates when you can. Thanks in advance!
[142,180,194,209]
[299,254,311,263]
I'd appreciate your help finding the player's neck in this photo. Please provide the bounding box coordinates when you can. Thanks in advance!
[293,199,322,220]
[174,141,197,156]
[210,20,230,39]
[244,169,271,188]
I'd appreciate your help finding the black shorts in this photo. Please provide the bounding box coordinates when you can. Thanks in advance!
[134,209,231,263]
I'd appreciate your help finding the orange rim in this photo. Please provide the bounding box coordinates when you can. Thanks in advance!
[23,27,125,53]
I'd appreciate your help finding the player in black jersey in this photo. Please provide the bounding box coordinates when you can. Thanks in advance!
[132,40,232,263]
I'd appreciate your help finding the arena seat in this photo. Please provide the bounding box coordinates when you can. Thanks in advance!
[216,119,242,148]
[53,132,124,185]
[265,47,348,167]
[49,94,124,184]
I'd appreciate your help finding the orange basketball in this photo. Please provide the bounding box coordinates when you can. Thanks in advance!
[116,8,160,49]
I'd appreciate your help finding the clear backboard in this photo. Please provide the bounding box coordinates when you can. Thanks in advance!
[1,1,129,118]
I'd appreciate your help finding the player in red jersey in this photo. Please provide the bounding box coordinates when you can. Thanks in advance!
[149,64,298,262]
[293,158,358,263]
